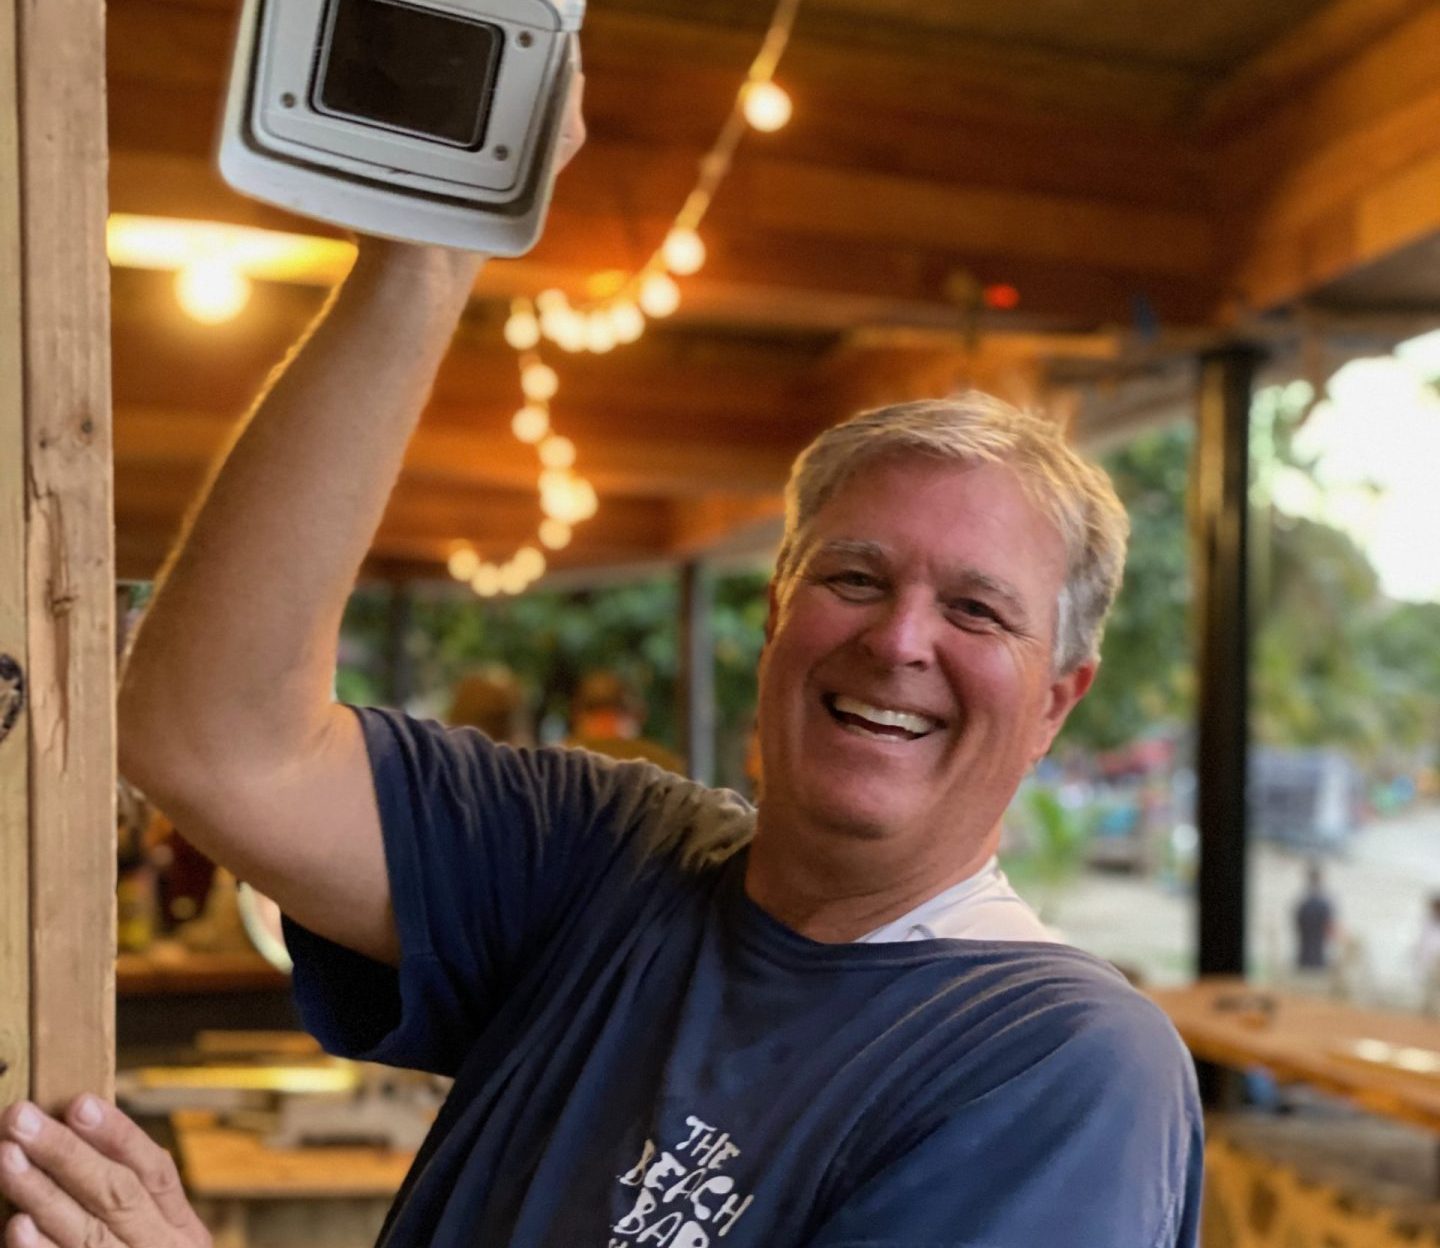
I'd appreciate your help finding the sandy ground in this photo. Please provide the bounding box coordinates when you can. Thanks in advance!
[1031,801,1440,1007]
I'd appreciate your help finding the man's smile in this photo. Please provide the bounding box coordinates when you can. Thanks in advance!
[822,693,946,741]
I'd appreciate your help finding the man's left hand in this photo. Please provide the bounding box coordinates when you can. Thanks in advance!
[1,1097,211,1247]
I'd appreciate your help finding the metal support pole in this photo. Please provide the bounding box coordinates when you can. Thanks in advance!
[678,560,715,785]
[1192,345,1261,1106]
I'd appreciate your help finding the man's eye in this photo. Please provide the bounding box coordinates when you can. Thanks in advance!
[952,598,1002,624]
[824,571,882,596]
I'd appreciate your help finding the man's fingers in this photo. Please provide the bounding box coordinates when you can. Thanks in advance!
[0,1141,124,1248]
[5,1212,62,1248]
[555,70,586,172]
[63,1098,207,1241]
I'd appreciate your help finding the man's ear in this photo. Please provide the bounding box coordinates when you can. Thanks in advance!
[1031,659,1098,763]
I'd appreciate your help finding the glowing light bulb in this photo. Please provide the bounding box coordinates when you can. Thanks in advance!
[470,563,502,597]
[521,361,559,401]
[570,478,598,521]
[585,311,616,354]
[539,435,576,470]
[742,80,792,132]
[447,545,480,581]
[608,300,645,343]
[555,309,588,353]
[175,257,251,324]
[536,288,567,313]
[539,518,572,550]
[504,308,541,350]
[639,272,680,318]
[498,562,530,595]
[511,404,550,443]
[663,228,706,276]
[512,545,546,581]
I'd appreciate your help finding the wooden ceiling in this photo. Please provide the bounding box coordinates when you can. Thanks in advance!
[107,0,1440,581]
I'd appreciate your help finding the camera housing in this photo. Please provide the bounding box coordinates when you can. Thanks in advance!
[218,0,583,254]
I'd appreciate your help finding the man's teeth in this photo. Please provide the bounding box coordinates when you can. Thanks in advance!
[830,695,940,735]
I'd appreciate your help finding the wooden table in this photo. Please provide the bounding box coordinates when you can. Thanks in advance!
[172,1109,414,1248]
[1151,977,1440,1133]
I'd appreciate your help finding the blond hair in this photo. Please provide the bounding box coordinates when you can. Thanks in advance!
[774,394,1129,673]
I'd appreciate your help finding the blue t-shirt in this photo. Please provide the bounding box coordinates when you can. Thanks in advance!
[285,707,1203,1248]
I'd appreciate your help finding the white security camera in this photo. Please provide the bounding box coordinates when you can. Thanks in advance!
[218,0,583,254]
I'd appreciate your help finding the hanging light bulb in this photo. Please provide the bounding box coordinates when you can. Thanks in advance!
[504,303,541,350]
[551,308,588,353]
[540,471,583,523]
[539,434,576,470]
[570,477,598,521]
[608,299,645,344]
[498,561,531,595]
[662,227,706,276]
[470,563,502,597]
[447,545,480,582]
[639,272,680,318]
[175,257,252,324]
[512,545,546,582]
[741,80,792,132]
[539,518,572,550]
[511,403,550,443]
[585,310,617,354]
[536,288,567,313]
[521,360,559,401]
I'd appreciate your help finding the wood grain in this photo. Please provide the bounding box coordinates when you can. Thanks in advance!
[0,0,29,1112]
[19,0,116,1106]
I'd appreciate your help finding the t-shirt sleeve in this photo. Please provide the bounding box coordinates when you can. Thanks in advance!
[803,994,1204,1248]
[283,705,742,1076]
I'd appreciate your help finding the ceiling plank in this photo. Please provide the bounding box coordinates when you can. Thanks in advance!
[115,406,797,499]
[1217,3,1440,312]
[1198,0,1434,136]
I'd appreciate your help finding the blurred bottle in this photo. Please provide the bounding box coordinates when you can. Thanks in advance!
[115,778,157,953]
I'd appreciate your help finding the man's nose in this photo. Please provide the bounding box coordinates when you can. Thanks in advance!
[858,592,936,669]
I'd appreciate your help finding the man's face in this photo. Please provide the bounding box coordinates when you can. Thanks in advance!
[756,454,1095,862]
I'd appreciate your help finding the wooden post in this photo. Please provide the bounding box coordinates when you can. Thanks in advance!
[0,0,116,1110]
[0,0,27,1110]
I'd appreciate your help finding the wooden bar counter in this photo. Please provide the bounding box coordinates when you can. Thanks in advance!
[1150,977,1440,1133]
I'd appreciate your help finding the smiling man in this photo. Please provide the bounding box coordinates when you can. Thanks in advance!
[0,245,1202,1246]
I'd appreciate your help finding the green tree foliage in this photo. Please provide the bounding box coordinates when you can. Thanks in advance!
[1056,422,1194,752]
[339,565,773,789]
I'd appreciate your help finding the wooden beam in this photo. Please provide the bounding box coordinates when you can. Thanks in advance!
[1218,3,1440,312]
[114,407,796,499]
[16,0,115,1106]
[0,0,27,1112]
[1199,0,1435,136]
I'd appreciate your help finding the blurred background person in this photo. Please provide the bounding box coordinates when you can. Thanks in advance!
[568,668,684,773]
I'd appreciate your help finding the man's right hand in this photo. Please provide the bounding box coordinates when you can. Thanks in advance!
[1,1098,210,1248]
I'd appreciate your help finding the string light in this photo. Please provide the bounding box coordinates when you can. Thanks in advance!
[503,300,541,350]
[608,300,645,343]
[511,404,550,443]
[539,435,576,470]
[470,564,502,597]
[474,0,804,597]
[639,272,681,318]
[741,80,792,132]
[520,360,559,402]
[662,227,706,276]
[512,545,546,582]
[539,519,572,550]
[447,545,480,581]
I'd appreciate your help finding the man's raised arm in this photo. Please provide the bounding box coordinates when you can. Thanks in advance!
[118,241,483,967]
